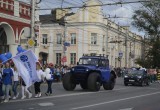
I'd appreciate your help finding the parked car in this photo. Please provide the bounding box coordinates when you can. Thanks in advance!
[62,54,117,91]
[124,69,150,86]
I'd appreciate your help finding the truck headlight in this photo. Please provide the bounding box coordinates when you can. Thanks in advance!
[86,69,89,72]
[137,76,142,79]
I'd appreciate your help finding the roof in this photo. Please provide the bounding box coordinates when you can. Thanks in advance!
[39,9,65,24]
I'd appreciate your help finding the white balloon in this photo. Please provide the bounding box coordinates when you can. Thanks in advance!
[45,68,50,74]
[46,74,51,80]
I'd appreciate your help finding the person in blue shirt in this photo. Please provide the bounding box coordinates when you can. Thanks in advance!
[0,64,3,103]
[2,62,13,103]
[45,67,54,96]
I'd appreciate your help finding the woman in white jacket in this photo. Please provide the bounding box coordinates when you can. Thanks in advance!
[34,62,45,98]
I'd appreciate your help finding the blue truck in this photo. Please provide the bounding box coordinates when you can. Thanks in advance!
[62,54,117,91]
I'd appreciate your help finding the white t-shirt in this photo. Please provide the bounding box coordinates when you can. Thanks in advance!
[13,70,19,81]
[36,69,44,82]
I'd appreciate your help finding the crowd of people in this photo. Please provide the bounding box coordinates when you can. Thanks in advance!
[0,61,71,103]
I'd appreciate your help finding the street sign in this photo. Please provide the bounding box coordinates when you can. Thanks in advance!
[27,38,35,47]
[63,42,70,46]
[119,52,123,58]
[61,56,67,62]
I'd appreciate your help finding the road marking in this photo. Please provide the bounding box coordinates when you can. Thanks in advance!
[120,108,133,110]
[71,91,160,110]
[28,108,34,110]
[9,88,126,103]
[146,87,159,90]
[38,102,54,106]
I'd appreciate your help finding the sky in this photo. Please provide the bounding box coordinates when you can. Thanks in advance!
[20,0,145,36]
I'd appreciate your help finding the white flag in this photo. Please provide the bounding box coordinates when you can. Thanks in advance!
[12,50,38,87]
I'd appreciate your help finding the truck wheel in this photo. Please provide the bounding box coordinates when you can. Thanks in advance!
[103,74,116,90]
[146,79,150,86]
[87,72,101,91]
[62,73,76,91]
[80,82,88,89]
[140,79,145,87]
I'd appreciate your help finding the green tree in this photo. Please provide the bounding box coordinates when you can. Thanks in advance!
[132,0,160,68]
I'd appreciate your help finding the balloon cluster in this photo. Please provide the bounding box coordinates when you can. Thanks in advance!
[0,45,26,64]
[0,52,12,64]
[17,45,26,55]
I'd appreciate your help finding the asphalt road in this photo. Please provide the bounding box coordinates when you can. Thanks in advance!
[1,78,160,110]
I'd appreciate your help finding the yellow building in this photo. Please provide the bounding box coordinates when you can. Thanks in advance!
[39,0,142,67]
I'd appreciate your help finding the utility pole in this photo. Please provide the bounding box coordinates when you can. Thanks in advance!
[125,29,128,67]
[60,12,74,65]
[63,20,67,65]
[129,41,132,67]
[30,0,35,52]
[134,36,136,67]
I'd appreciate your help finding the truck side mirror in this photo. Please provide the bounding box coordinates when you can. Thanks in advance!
[77,62,79,65]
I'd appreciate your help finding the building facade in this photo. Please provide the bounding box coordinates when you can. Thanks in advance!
[0,0,31,56]
[39,0,142,68]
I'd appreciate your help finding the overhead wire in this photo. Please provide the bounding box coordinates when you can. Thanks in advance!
[39,0,144,45]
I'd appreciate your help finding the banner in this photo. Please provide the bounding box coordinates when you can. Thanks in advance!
[12,50,38,87]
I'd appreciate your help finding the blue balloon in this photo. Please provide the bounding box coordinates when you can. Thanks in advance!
[5,52,12,59]
[0,54,8,63]
[17,45,23,53]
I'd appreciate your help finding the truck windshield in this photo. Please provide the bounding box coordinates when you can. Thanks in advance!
[79,58,99,66]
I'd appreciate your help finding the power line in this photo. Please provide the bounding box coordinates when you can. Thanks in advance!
[37,1,150,10]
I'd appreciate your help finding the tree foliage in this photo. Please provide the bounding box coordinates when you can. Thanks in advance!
[132,0,160,68]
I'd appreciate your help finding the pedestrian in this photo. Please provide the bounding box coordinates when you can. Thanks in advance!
[49,63,55,82]
[0,65,3,102]
[12,65,20,99]
[45,67,54,96]
[34,62,45,98]
[55,66,61,82]
[20,78,32,99]
[2,62,13,102]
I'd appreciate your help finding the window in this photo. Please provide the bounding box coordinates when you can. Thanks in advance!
[24,7,26,14]
[56,53,61,65]
[57,34,62,44]
[1,0,3,8]
[10,3,13,10]
[70,53,76,65]
[71,33,76,44]
[100,59,109,67]
[42,34,47,44]
[28,8,30,16]
[19,5,22,13]
[6,1,8,9]
[91,33,97,45]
